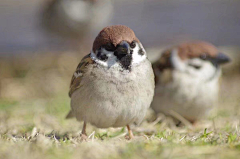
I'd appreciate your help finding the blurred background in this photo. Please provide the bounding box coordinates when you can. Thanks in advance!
[1,0,240,53]
[0,0,240,135]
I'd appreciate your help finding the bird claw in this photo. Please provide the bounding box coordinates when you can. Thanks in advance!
[80,133,88,142]
[125,135,134,140]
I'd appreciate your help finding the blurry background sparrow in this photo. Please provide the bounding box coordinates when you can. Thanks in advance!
[41,0,113,48]
[67,25,155,139]
[151,41,230,124]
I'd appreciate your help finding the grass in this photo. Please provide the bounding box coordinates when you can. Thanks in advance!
[0,91,240,159]
[0,52,240,159]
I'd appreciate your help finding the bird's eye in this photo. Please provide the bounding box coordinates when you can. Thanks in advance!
[130,41,136,49]
[200,53,207,60]
[193,65,201,69]
[188,64,201,70]
[104,43,116,51]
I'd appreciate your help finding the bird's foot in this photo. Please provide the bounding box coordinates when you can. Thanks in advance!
[80,133,88,142]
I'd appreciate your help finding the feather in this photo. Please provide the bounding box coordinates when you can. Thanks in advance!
[69,54,95,97]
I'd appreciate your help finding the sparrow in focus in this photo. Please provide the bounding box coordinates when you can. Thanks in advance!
[151,41,230,124]
[41,0,113,40]
[67,25,155,139]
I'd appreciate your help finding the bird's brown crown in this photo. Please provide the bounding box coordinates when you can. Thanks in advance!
[92,25,139,52]
[177,41,218,60]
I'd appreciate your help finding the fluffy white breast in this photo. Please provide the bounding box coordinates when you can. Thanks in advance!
[71,59,154,128]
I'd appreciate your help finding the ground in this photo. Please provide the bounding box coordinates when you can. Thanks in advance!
[0,50,240,159]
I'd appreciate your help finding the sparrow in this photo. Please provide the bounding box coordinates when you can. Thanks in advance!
[41,0,113,40]
[151,41,230,124]
[66,25,155,139]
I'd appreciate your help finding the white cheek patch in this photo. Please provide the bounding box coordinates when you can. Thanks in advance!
[186,58,204,76]
[132,43,147,64]
[183,58,219,81]
[188,59,217,80]
[90,49,120,68]
[171,49,186,71]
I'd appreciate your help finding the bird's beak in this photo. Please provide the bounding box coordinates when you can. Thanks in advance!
[114,41,130,59]
[212,52,231,65]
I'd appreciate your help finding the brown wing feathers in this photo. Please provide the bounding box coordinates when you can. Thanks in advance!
[69,54,94,97]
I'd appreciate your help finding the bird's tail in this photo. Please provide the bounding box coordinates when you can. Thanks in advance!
[66,110,74,119]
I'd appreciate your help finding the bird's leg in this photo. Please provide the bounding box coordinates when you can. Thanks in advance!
[126,125,134,139]
[80,121,88,141]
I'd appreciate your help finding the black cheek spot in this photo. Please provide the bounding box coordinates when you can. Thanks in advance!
[138,48,144,56]
[97,52,108,61]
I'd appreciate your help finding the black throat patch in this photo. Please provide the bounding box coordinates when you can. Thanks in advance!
[119,54,132,70]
